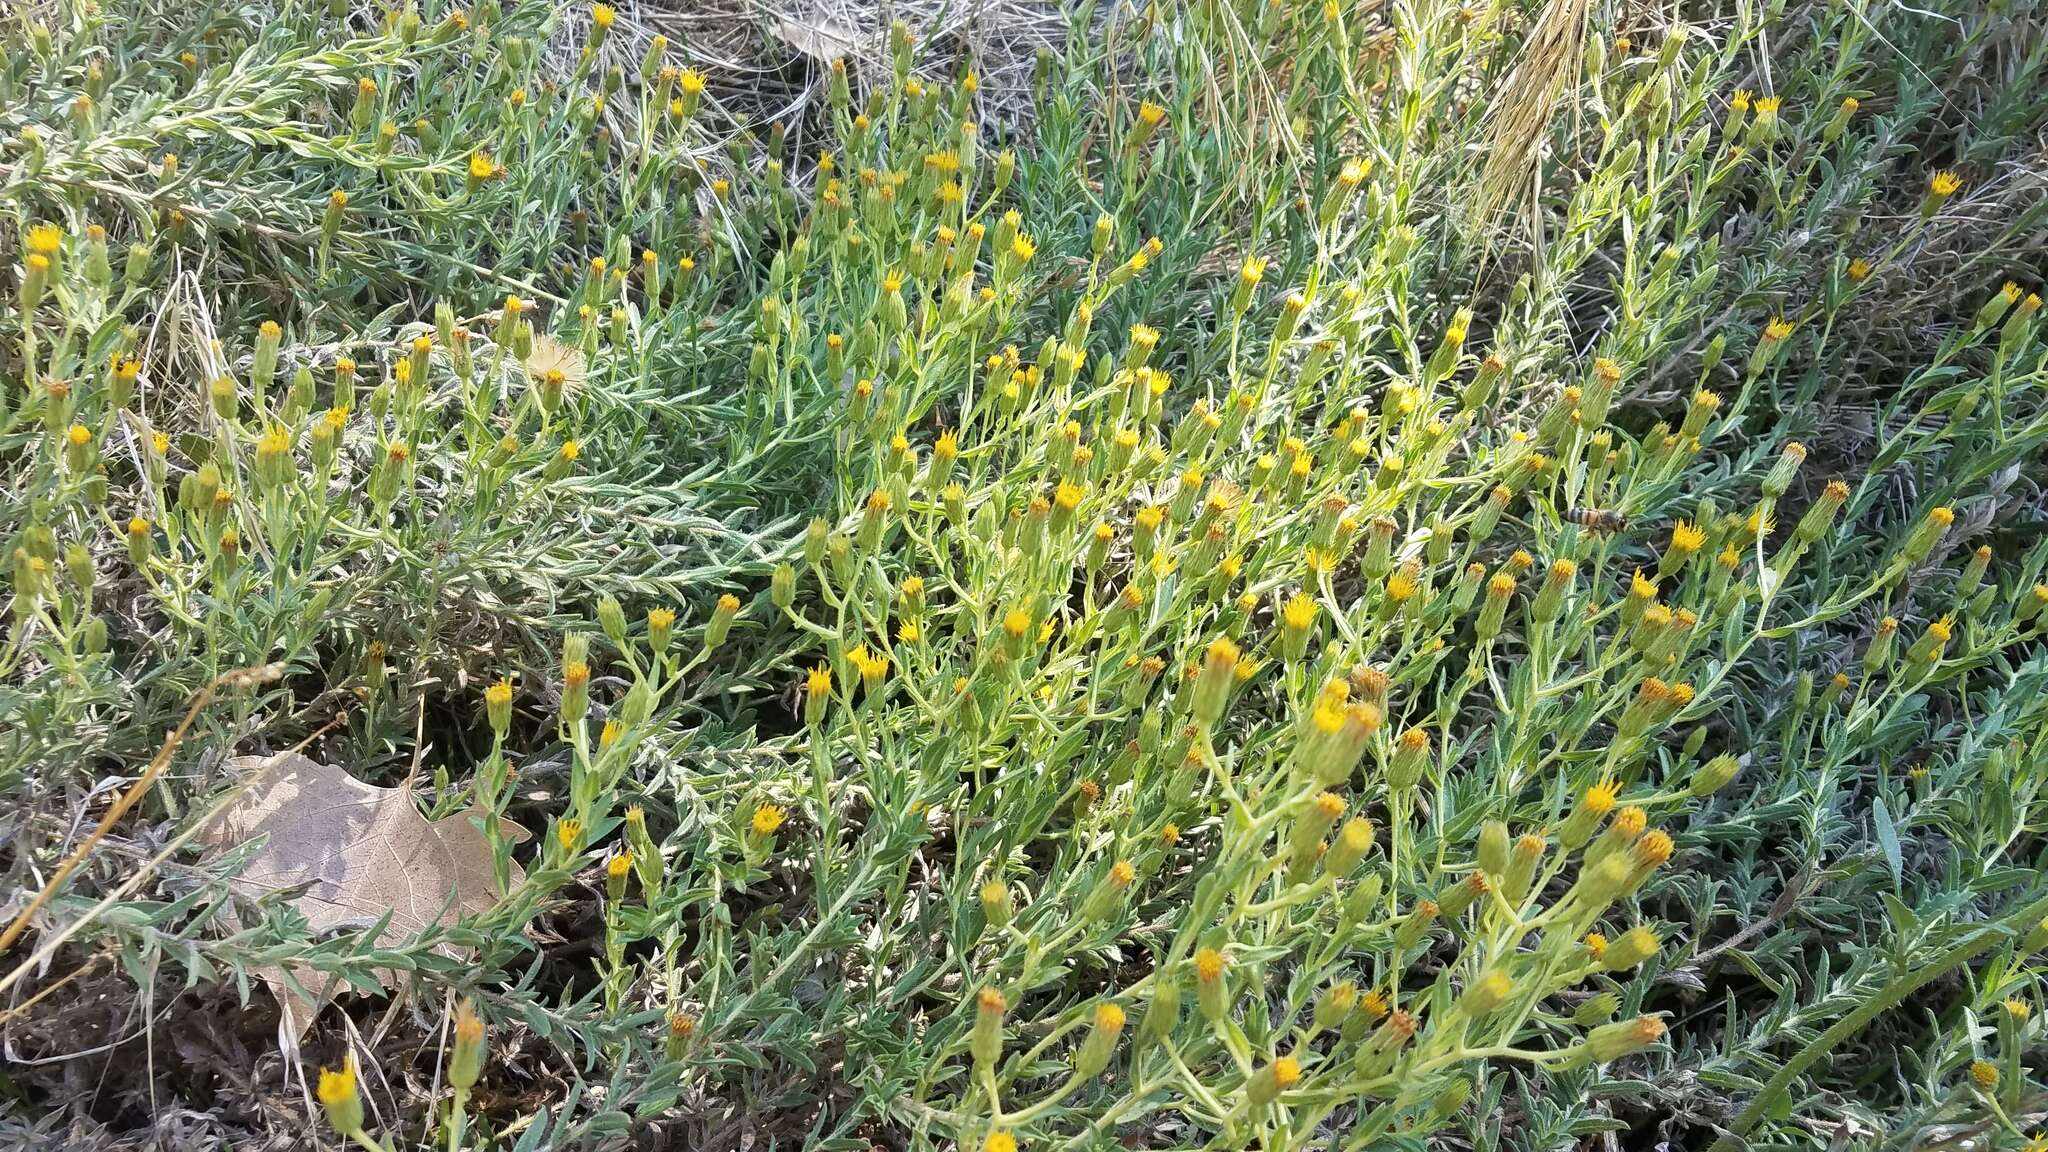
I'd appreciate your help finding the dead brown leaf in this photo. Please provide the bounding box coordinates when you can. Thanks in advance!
[198,753,525,1037]
[773,10,858,64]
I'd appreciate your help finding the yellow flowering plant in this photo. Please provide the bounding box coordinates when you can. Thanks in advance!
[2,1,2047,1151]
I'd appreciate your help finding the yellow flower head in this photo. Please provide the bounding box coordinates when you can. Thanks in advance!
[1283,593,1318,631]
[1633,829,1674,868]
[752,803,785,836]
[316,1061,356,1107]
[1585,778,1620,816]
[1930,170,1962,197]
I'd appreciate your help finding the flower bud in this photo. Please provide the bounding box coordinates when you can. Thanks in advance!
[1430,1076,1473,1122]
[485,678,513,737]
[1584,1015,1665,1063]
[1312,980,1358,1035]
[1459,970,1513,1019]
[561,659,591,724]
[1502,833,1545,905]
[1323,817,1376,878]
[1246,1056,1301,1106]
[705,593,740,649]
[599,846,631,901]
[1141,978,1182,1044]
[1438,872,1490,920]
[1690,752,1741,797]
[1602,925,1661,971]
[637,607,672,656]
[979,880,1012,931]
[971,986,1007,1070]
[1863,617,1899,674]
[1193,947,1229,1020]
[1761,441,1806,497]
[1074,1001,1126,1078]
[1393,900,1439,952]
[1902,505,1954,565]
[1192,635,1240,726]
[1477,573,1515,641]
[1477,820,1511,877]
[1083,860,1137,922]
[448,1000,486,1090]
[1387,727,1431,791]
[597,595,628,647]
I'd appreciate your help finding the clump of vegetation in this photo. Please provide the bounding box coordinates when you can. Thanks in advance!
[3,0,2046,1149]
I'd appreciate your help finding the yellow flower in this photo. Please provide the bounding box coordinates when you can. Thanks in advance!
[984,1133,1018,1152]
[26,222,62,255]
[1763,317,1796,341]
[1584,778,1619,816]
[752,803,785,836]
[316,1062,355,1107]
[468,151,497,181]
[557,818,582,850]
[1282,593,1318,631]
[1670,520,1706,555]
[590,3,614,27]
[1930,170,1962,197]
[316,1059,364,1134]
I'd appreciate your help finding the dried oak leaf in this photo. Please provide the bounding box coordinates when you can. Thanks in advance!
[774,10,857,64]
[198,752,524,1038]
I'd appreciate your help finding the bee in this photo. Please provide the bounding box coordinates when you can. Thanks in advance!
[1565,507,1629,533]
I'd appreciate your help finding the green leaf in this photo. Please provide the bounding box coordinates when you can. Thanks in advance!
[1873,796,1903,890]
